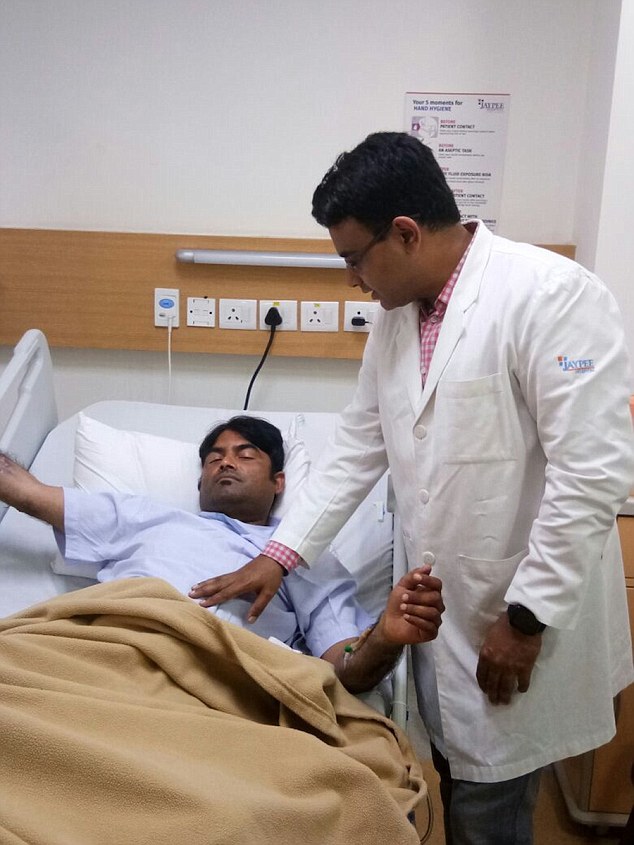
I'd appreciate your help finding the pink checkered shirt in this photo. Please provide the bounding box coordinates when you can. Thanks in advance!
[263,539,301,572]
[419,221,477,383]
[266,223,478,571]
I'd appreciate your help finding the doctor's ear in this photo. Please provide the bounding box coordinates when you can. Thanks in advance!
[392,216,422,249]
[197,477,201,491]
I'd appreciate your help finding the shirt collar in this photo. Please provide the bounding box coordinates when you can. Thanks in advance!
[199,511,280,535]
[420,221,478,321]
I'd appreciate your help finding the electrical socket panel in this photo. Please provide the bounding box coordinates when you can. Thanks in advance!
[259,300,297,331]
[187,297,216,327]
[300,301,339,332]
[154,288,180,327]
[343,301,380,332]
[218,299,257,330]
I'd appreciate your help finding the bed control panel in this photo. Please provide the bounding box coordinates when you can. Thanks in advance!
[154,288,180,328]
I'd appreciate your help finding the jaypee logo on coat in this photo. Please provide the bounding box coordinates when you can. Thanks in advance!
[557,355,595,374]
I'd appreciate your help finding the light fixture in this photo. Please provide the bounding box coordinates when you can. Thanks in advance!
[175,249,345,269]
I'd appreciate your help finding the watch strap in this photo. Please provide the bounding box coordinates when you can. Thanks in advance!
[507,603,546,635]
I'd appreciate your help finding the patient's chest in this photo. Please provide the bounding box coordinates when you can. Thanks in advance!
[63,490,297,644]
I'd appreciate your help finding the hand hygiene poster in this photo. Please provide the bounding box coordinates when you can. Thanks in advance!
[405,92,510,232]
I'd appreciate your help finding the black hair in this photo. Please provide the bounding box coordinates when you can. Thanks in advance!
[312,131,460,234]
[198,416,285,475]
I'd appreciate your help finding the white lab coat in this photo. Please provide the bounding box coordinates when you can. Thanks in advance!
[275,221,634,781]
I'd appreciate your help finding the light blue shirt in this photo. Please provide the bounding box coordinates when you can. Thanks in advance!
[58,489,373,657]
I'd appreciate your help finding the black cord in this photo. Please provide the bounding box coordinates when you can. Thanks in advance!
[243,307,282,410]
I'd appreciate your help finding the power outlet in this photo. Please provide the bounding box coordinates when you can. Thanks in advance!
[343,301,380,332]
[154,288,180,327]
[300,301,339,332]
[259,300,298,331]
[218,299,257,330]
[187,297,216,327]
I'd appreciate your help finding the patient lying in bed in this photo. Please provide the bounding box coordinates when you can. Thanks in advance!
[0,415,439,844]
[0,414,443,693]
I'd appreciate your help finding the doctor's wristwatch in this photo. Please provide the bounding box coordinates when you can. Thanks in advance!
[507,603,546,635]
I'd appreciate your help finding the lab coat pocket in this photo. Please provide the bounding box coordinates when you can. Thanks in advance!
[436,372,515,463]
[457,548,527,648]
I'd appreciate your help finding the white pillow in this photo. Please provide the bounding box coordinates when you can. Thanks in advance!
[73,413,310,516]
[52,413,311,577]
[73,416,202,512]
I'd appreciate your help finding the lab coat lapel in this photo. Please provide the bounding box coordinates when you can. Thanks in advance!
[418,222,492,415]
[394,303,424,414]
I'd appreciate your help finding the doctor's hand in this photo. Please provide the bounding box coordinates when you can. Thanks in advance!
[476,613,542,705]
[188,554,284,622]
[379,566,444,646]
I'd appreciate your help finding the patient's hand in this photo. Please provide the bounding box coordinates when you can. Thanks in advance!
[189,554,284,622]
[378,566,444,645]
[0,452,64,530]
[322,566,444,694]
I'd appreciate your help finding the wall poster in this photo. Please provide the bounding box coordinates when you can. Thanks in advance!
[405,92,510,232]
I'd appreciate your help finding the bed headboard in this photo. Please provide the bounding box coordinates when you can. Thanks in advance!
[0,228,576,360]
[0,329,58,521]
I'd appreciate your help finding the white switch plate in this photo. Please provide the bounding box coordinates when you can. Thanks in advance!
[259,300,297,331]
[187,296,216,327]
[218,299,257,330]
[154,288,179,327]
[300,301,339,332]
[343,301,380,332]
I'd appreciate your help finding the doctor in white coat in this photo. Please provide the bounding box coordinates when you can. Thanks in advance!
[191,132,634,845]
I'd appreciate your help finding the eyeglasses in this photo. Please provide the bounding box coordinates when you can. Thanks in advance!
[343,222,392,271]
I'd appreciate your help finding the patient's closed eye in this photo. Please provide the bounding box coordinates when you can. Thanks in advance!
[206,447,257,464]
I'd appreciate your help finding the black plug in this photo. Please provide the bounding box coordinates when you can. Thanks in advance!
[265,306,283,327]
[351,316,369,326]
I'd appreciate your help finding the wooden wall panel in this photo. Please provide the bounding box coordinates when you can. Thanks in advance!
[0,229,576,360]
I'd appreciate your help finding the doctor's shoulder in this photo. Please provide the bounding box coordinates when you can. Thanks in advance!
[489,240,608,307]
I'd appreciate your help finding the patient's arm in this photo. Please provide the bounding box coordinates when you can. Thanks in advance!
[321,567,444,694]
[0,452,64,530]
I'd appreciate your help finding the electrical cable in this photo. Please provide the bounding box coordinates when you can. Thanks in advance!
[243,306,283,410]
[167,316,175,403]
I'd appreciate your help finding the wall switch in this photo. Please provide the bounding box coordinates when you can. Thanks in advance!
[343,301,379,332]
[187,296,216,327]
[218,299,257,329]
[259,300,297,331]
[154,288,179,327]
[300,301,339,332]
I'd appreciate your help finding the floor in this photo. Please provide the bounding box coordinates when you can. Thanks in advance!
[405,685,629,845]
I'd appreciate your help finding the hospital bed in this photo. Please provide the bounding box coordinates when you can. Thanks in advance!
[0,328,410,727]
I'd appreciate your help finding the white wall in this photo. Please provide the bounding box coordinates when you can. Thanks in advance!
[573,0,621,271]
[1,0,596,241]
[591,0,634,359]
[47,347,363,417]
[1,0,623,418]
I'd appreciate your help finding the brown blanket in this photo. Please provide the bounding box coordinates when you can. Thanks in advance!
[0,577,425,844]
